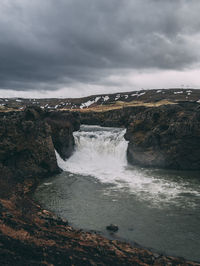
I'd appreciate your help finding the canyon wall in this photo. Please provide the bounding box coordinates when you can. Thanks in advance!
[79,106,146,127]
[124,102,200,170]
[0,107,80,198]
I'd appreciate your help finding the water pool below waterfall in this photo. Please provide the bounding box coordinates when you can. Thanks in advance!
[35,125,200,262]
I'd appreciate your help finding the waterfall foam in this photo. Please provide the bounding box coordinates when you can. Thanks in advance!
[56,125,200,206]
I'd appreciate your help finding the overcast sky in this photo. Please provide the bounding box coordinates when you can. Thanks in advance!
[0,0,200,98]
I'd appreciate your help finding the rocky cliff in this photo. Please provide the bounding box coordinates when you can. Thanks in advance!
[79,105,146,127]
[125,102,200,170]
[0,108,60,199]
[44,111,80,160]
[0,107,80,195]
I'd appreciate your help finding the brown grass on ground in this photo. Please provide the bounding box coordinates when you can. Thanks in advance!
[0,99,176,113]
[62,99,177,113]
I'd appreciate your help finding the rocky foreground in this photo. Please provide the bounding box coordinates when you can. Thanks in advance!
[0,91,200,265]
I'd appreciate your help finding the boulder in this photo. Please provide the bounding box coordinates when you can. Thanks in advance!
[106,224,119,232]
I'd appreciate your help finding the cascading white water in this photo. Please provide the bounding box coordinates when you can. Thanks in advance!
[56,125,200,205]
[58,125,128,182]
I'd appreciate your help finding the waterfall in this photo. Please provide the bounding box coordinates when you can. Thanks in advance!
[56,125,200,205]
[56,125,128,184]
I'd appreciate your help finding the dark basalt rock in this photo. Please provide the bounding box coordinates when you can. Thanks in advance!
[0,107,80,198]
[79,106,146,127]
[106,224,119,232]
[0,108,60,198]
[125,102,200,170]
[24,106,44,121]
[45,111,80,160]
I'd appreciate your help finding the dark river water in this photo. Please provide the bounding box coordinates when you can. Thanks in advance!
[34,125,200,262]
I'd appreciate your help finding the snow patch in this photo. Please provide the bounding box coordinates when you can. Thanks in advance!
[80,100,95,109]
[131,92,146,97]
[115,94,121,100]
[137,92,146,97]
[102,96,109,101]
[186,90,192,96]
[95,97,101,102]
[174,91,183,94]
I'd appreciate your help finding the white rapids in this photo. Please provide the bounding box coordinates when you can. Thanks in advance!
[56,125,200,206]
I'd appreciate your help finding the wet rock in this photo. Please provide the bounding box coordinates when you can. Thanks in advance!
[106,224,119,232]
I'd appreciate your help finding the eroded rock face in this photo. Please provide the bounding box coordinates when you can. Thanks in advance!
[79,106,146,127]
[0,107,80,199]
[44,111,80,160]
[125,102,200,170]
[0,109,60,198]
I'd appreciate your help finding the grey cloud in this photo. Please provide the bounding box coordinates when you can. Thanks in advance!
[0,0,200,91]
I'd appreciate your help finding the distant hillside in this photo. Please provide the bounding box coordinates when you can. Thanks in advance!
[1,88,200,112]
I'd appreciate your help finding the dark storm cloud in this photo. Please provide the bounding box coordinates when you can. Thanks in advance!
[0,0,200,90]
